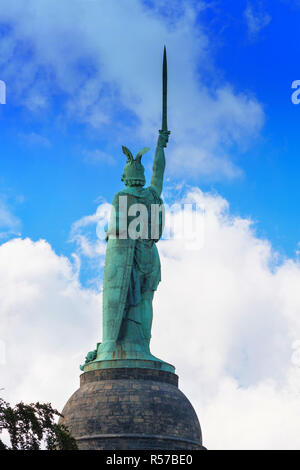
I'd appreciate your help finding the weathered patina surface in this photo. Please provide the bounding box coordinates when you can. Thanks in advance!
[83,47,173,373]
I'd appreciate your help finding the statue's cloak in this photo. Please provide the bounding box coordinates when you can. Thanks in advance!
[101,186,163,350]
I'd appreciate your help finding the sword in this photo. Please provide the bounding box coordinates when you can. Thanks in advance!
[160,46,170,144]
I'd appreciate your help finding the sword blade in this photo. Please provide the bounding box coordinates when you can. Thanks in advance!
[162,46,168,132]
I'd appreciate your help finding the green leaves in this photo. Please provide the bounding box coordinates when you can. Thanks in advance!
[0,398,77,450]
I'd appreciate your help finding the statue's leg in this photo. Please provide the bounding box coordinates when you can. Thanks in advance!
[140,290,154,347]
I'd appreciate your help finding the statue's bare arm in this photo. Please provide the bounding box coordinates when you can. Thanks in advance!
[150,130,170,197]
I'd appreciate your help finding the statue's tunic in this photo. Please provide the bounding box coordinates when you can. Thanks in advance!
[101,185,163,353]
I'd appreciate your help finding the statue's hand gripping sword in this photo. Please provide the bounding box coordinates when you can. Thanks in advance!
[159,46,171,147]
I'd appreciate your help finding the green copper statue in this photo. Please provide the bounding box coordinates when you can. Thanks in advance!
[82,47,174,373]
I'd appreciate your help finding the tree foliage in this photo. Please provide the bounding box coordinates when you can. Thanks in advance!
[0,398,77,450]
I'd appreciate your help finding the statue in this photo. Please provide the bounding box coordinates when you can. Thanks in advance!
[62,48,205,452]
[83,47,174,373]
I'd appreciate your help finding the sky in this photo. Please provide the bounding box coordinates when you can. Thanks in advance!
[1,0,300,450]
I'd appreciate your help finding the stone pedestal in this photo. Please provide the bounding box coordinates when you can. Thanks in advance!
[60,368,205,450]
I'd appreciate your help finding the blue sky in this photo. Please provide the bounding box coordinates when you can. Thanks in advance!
[0,0,300,269]
[2,1,300,449]
[200,0,300,257]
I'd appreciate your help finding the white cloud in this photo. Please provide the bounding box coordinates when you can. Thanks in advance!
[0,199,21,239]
[151,188,300,449]
[0,238,100,409]
[2,187,300,448]
[0,0,264,179]
[70,202,110,259]
[245,2,271,37]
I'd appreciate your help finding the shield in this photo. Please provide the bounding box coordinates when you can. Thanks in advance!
[99,236,136,355]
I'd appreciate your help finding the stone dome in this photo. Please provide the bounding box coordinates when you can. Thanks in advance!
[59,368,204,450]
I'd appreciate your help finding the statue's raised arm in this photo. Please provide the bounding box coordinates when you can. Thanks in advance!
[150,130,169,197]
